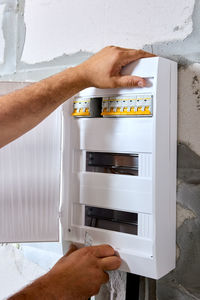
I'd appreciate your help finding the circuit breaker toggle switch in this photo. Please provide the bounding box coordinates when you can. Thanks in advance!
[101,95,153,117]
[72,97,102,117]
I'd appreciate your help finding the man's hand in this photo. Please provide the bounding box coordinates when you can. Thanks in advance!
[9,244,121,300]
[77,46,155,89]
[46,244,121,299]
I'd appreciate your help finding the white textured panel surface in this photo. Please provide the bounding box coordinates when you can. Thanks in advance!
[22,0,194,63]
[0,4,5,64]
[77,118,153,153]
[70,226,153,255]
[79,172,152,214]
[139,154,152,177]
[0,105,61,242]
[138,214,152,238]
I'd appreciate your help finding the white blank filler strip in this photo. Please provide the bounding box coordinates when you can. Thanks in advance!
[139,153,152,177]
[138,214,153,238]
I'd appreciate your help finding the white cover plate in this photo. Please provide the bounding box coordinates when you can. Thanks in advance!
[0,83,61,242]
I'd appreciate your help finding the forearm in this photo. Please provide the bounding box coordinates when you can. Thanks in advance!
[0,66,86,148]
[8,244,121,300]
[8,273,84,300]
[8,274,72,300]
[8,275,53,300]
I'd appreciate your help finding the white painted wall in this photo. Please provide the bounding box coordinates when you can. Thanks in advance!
[22,0,195,63]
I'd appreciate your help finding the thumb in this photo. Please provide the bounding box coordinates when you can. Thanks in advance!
[65,244,78,257]
[114,75,146,88]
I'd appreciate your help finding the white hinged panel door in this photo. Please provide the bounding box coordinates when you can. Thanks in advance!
[0,82,61,242]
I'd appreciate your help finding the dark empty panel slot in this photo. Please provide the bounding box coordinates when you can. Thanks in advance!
[86,152,138,176]
[90,98,103,118]
[85,206,138,235]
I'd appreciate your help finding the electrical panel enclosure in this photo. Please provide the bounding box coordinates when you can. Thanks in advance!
[61,56,177,279]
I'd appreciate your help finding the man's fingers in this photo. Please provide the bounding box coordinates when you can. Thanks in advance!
[118,49,155,67]
[88,244,115,258]
[65,244,78,257]
[100,256,122,271]
[114,75,146,88]
[121,49,155,61]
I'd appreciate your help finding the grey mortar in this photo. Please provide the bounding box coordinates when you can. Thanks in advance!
[143,0,200,66]
[192,75,200,111]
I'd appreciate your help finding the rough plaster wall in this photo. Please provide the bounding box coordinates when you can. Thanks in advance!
[0,242,62,299]
[179,65,200,156]
[0,244,45,299]
[0,0,200,299]
[0,3,5,63]
[22,0,194,63]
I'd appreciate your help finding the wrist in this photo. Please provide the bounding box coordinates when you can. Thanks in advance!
[41,272,74,300]
[73,64,92,89]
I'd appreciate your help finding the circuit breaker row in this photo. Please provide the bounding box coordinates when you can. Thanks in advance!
[72,95,153,117]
